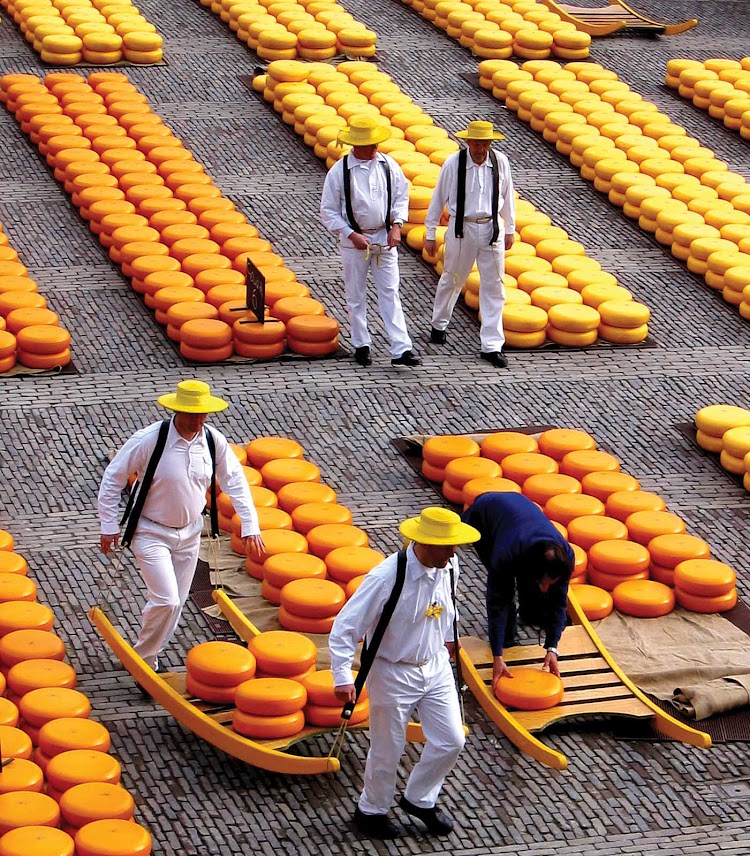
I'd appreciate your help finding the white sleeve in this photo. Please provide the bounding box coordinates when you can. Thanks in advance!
[425,156,454,239]
[97,425,157,536]
[212,431,260,537]
[500,155,516,235]
[320,162,351,239]
[388,157,410,223]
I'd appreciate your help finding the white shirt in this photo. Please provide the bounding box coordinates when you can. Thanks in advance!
[98,419,260,537]
[425,148,515,240]
[329,544,459,688]
[320,153,409,247]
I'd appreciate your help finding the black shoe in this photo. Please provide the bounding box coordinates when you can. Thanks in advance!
[480,350,508,368]
[398,796,454,835]
[430,327,447,344]
[354,346,372,367]
[353,807,400,839]
[391,350,422,367]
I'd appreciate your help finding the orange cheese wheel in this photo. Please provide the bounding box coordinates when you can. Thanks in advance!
[270,296,325,324]
[280,578,346,619]
[179,341,233,362]
[494,667,564,710]
[304,699,368,727]
[19,688,90,728]
[673,559,736,597]
[0,757,43,794]
[324,546,385,583]
[650,563,675,587]
[7,659,76,697]
[0,791,60,837]
[186,641,256,687]
[566,515,629,551]
[421,460,446,482]
[587,566,649,592]
[0,630,65,668]
[263,553,327,589]
[16,348,71,369]
[346,575,367,598]
[444,456,502,490]
[0,552,28,576]
[59,782,134,829]
[232,709,306,739]
[587,539,650,575]
[234,677,307,716]
[248,630,317,676]
[0,696,17,727]
[570,584,613,620]
[261,458,320,493]
[480,432,538,462]
[543,493,606,526]
[605,490,667,521]
[462,477,521,505]
[625,510,687,545]
[0,827,74,856]
[301,668,367,706]
[675,587,737,613]
[73,820,152,856]
[0,575,36,603]
[559,449,620,480]
[647,534,711,568]
[286,314,339,342]
[422,435,480,468]
[38,718,110,761]
[0,726,32,760]
[185,673,238,704]
[572,543,587,576]
[276,482,337,513]
[0,530,14,552]
[536,428,596,460]
[500,452,559,484]
[306,523,369,558]
[179,318,232,348]
[257,529,309,562]
[291,502,353,534]
[45,750,122,794]
[612,580,675,617]
[249,486,278,509]
[232,319,286,346]
[14,325,70,355]
[232,340,286,360]
[522,473,581,506]
[253,507,293,533]
[260,578,283,605]
[580,470,640,501]
[278,606,335,635]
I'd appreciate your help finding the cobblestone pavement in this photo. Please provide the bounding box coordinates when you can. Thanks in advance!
[1,0,750,853]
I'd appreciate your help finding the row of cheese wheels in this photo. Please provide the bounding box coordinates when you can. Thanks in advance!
[666,57,750,141]
[202,0,376,62]
[1,71,341,362]
[2,0,163,65]
[185,637,369,737]
[403,0,590,60]
[487,59,750,319]
[695,404,750,491]
[259,60,646,349]
[421,429,739,614]
[0,529,153,856]
[0,222,72,373]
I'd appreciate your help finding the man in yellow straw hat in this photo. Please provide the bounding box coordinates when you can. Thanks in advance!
[329,507,480,840]
[98,380,263,677]
[425,120,515,368]
[320,115,421,368]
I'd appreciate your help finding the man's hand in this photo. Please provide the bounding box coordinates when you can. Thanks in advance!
[424,239,437,256]
[387,224,401,249]
[492,655,512,692]
[335,683,356,703]
[543,650,560,677]
[100,534,120,554]
[243,535,265,559]
[349,232,370,250]
[504,234,515,251]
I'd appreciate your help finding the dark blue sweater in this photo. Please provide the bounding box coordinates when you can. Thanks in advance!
[462,492,573,656]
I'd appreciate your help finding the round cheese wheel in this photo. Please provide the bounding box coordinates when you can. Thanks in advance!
[0,630,65,668]
[580,470,640,502]
[463,477,521,505]
[261,458,320,493]
[276,481,337,513]
[304,699,368,727]
[301,668,368,706]
[248,630,317,676]
[544,493,605,526]
[277,606,335,635]
[421,459,446,482]
[0,575,36,603]
[444,455,502,489]
[186,641,256,687]
[566,515,629,551]
[522,472,581,506]
[570,584,613,620]
[494,667,564,710]
[263,552,326,589]
[480,432,538,462]
[675,587,737,613]
[612,580,675,617]
[45,749,121,795]
[560,449,620,480]
[536,428,596,460]
[0,757,43,795]
[695,404,750,438]
[8,659,76,697]
[673,559,736,597]
[306,523,369,558]
[0,726,32,760]
[291,502,352,534]
[647,533,711,568]
[422,435,480,468]
[0,791,60,837]
[19,687,90,728]
[500,452,558,484]
[280,578,345,619]
[257,529,309,562]
[588,539,650,575]
[625,510,686,545]
[59,781,134,829]
[38,718,111,759]
[72,819,152,856]
[605,490,666,521]
[235,677,307,716]
[0,599,51,632]
[586,566,649,592]
[324,546,385,583]
[231,709,305,739]
[185,673,238,704]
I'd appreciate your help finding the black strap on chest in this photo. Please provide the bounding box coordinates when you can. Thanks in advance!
[448,558,464,700]
[455,148,501,245]
[343,154,392,235]
[204,427,219,539]
[341,549,407,720]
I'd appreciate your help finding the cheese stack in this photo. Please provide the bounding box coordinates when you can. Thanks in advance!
[278,578,345,634]
[421,435,480,484]
[324,545,385,599]
[185,641,256,704]
[301,669,368,726]
[694,404,750,454]
[285,314,339,356]
[263,552,327,605]
[248,630,317,681]
[673,558,738,613]
[442,455,502,505]
[232,677,307,739]
[586,539,650,591]
[647,533,711,587]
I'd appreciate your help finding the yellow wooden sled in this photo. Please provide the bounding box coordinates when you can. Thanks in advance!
[539,0,697,36]
[459,588,711,771]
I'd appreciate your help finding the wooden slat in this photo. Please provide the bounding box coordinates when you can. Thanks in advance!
[514,696,653,731]
[557,685,636,704]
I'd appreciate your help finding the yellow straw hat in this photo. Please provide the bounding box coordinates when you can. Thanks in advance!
[399,507,481,545]
[157,379,228,413]
[337,115,391,147]
[455,120,505,141]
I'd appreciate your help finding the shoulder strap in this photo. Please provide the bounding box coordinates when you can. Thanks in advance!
[382,156,392,230]
[448,558,464,699]
[490,149,500,245]
[342,155,362,235]
[204,427,219,538]
[120,419,171,548]
[455,148,467,239]
[341,549,407,719]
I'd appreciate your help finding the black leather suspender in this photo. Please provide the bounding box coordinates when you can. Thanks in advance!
[455,148,501,245]
[342,154,393,234]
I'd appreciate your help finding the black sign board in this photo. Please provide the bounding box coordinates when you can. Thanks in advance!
[231,257,266,324]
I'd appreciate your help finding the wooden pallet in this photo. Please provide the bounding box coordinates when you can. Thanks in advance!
[540,0,698,35]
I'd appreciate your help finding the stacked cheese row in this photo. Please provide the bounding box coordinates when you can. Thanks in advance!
[201,0,376,61]
[1,71,339,362]
[487,59,750,320]
[666,57,750,141]
[1,0,163,65]
[0,529,152,855]
[258,59,646,348]
[421,428,739,617]
[0,218,72,373]
[695,404,750,492]
[402,0,590,60]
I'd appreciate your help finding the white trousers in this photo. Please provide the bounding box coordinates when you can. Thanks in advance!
[431,221,506,353]
[130,516,204,669]
[341,239,413,358]
[358,647,465,815]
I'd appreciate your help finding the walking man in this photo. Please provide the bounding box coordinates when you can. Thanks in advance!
[98,379,263,673]
[424,120,515,368]
[329,507,480,839]
[320,115,421,368]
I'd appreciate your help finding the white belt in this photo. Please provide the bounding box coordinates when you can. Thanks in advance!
[464,216,493,223]
[380,653,436,668]
[142,516,185,530]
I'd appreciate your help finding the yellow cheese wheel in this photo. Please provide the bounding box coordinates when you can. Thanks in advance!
[695,429,724,453]
[613,580,675,617]
[597,322,648,344]
[605,489,667,521]
[277,606,335,635]
[494,667,564,710]
[559,449,620,480]
[256,529,309,563]
[579,471,640,502]
[0,726,32,760]
[0,630,65,668]
[500,452,558,485]
[263,552,327,589]
[59,781,134,828]
[280,578,345,618]
[570,584,613,620]
[260,578,283,605]
[301,668,368,706]
[45,749,121,794]
[0,575,36,603]
[253,507,293,533]
[19,687,90,728]
[588,539,650,575]
[304,698,368,727]
[38,718,111,759]
[235,677,307,716]
[260,458,320,492]
[673,559,736,597]
[8,659,77,697]
[0,696,16,728]
[543,493,605,526]
[695,404,750,437]
[587,566,649,591]
[0,601,54,636]
[422,435,480,468]
[232,709,305,739]
[536,428,596,460]
[444,455,502,489]
[0,757,43,795]
[480,431,538,462]
[15,324,70,355]
[246,436,304,468]
[421,459,446,482]
[566,515,629,551]
[72,819,152,856]
[463,476,522,505]
[647,533,710,568]
[248,630,317,676]
[0,551,28,576]
[185,673,238,704]
[186,641,256,687]
[0,530,14,552]
[291,502,353,534]
[324,546,385,583]
[0,791,60,837]
[306,523,369,558]
[625,510,686,545]
[522,473,581,506]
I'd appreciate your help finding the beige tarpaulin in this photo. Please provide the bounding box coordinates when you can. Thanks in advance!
[593,608,750,720]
